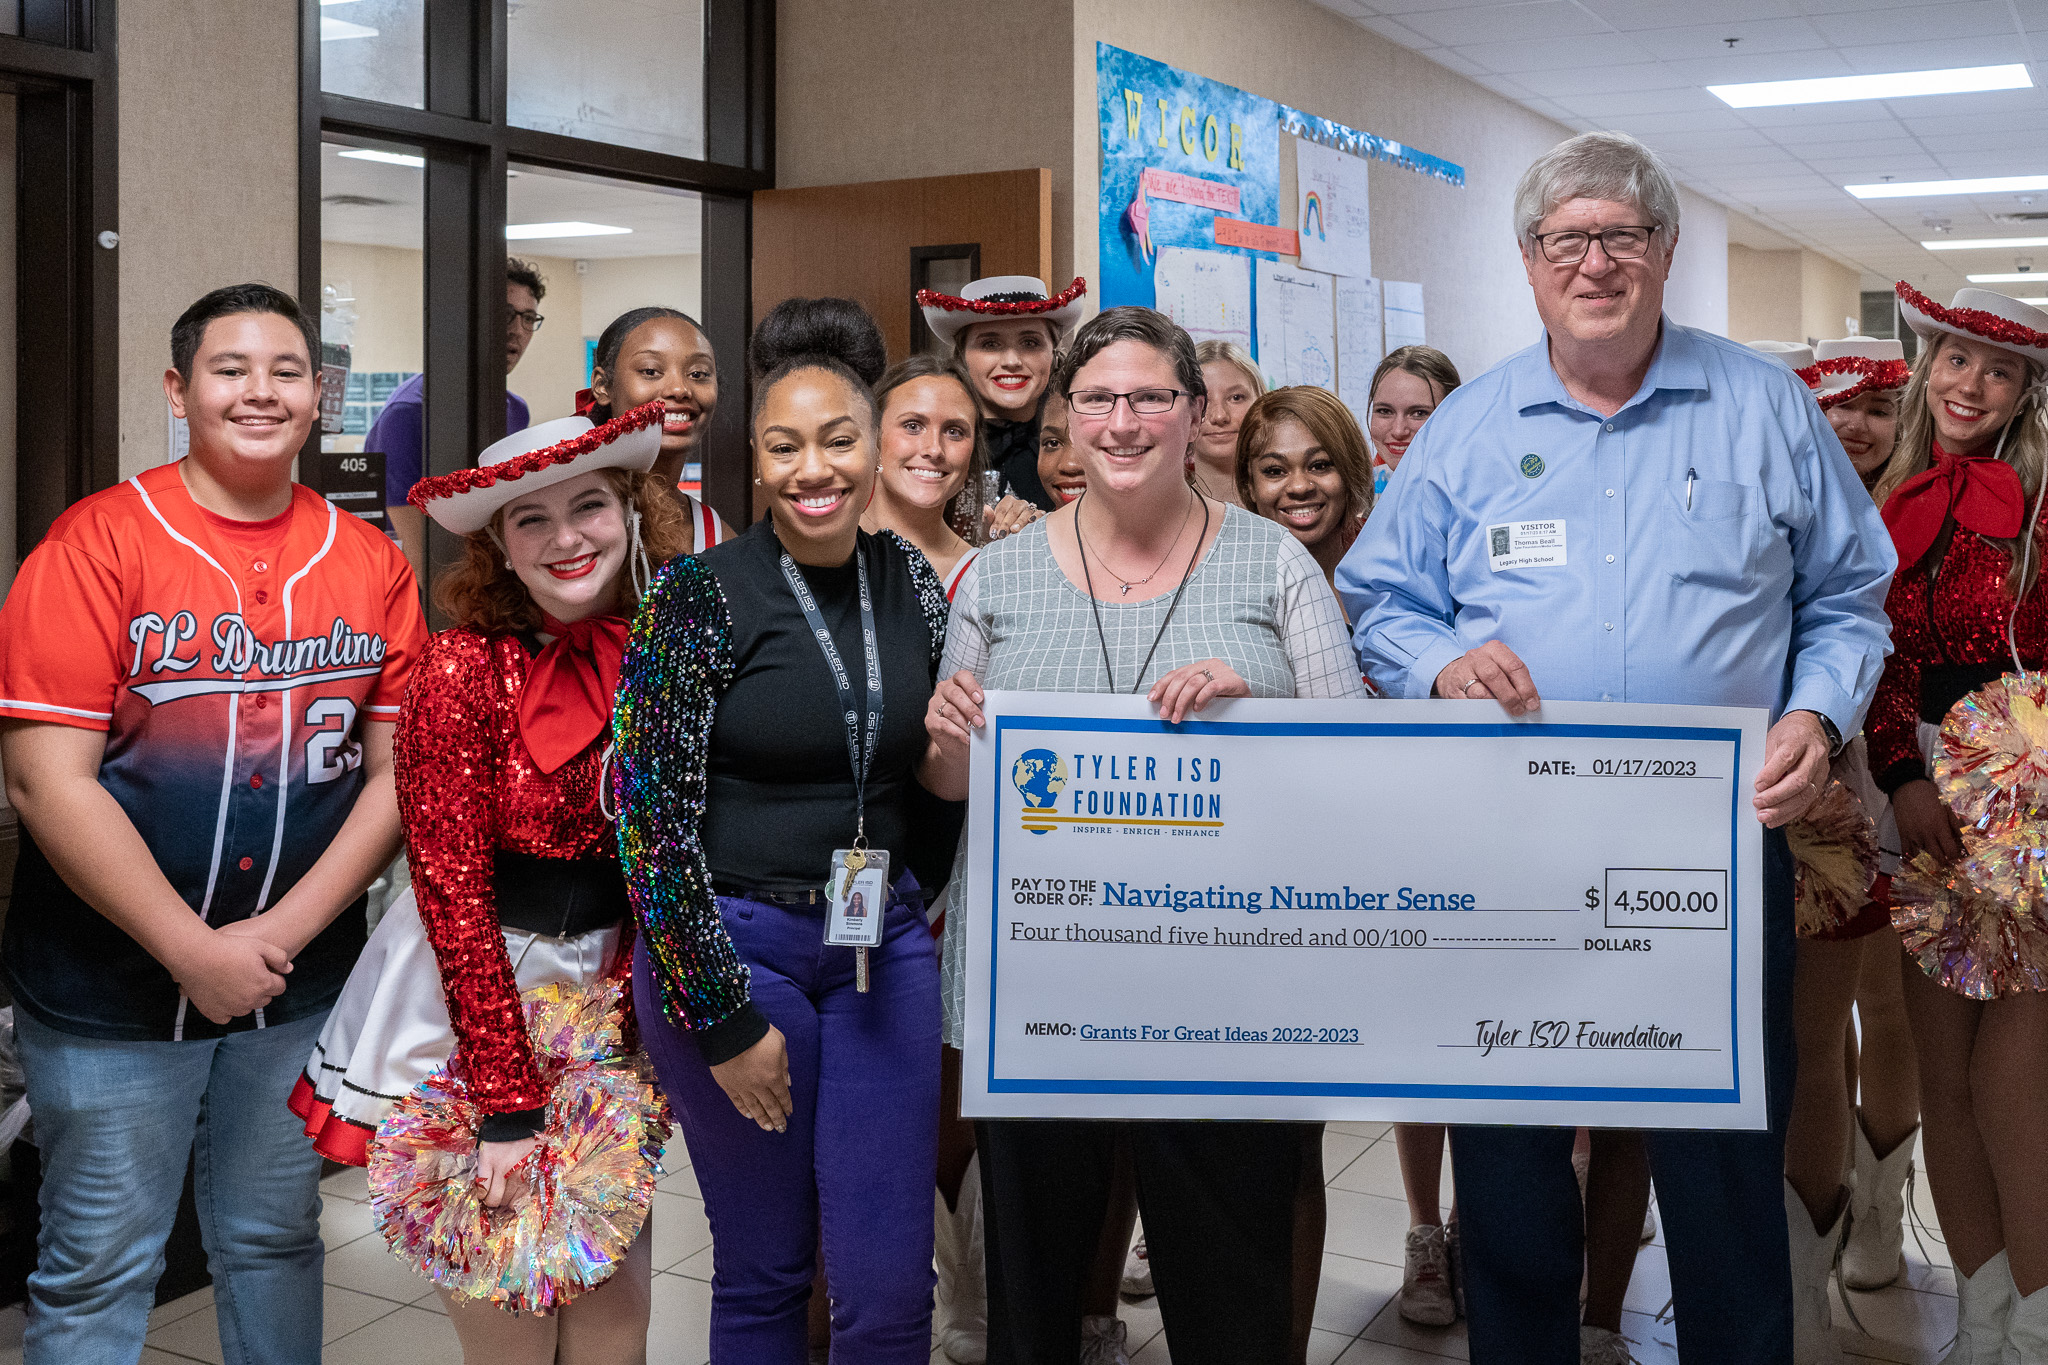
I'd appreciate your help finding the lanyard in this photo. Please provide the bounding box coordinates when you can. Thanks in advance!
[778,542,885,846]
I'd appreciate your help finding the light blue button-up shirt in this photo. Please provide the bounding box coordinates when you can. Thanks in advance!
[1336,319,1896,732]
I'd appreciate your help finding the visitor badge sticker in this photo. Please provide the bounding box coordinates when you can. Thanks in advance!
[1487,519,1567,572]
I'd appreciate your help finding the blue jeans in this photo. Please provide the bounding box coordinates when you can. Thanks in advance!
[636,888,940,1364]
[1449,825,1798,1364]
[15,1008,327,1365]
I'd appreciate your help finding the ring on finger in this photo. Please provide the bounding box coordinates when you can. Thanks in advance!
[1201,667,1215,682]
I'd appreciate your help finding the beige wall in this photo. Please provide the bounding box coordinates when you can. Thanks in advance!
[119,0,297,478]
[1070,0,1574,378]
[1727,243,1860,346]
[775,0,1077,288]
[321,243,424,375]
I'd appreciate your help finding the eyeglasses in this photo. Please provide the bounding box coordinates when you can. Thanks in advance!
[509,309,546,332]
[1068,388,1188,416]
[1529,225,1660,264]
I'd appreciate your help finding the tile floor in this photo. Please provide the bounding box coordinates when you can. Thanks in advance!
[0,1120,1964,1363]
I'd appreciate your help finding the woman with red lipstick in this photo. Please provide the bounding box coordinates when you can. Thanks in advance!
[296,402,692,1360]
[1866,284,2048,1360]
[584,306,731,552]
[1191,341,1265,508]
[1238,385,1374,592]
[1366,347,1461,498]
[919,276,1088,513]
[862,354,985,594]
[615,297,961,1363]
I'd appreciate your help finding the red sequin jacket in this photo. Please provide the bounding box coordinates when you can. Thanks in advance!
[1868,508,2048,794]
[394,629,629,1116]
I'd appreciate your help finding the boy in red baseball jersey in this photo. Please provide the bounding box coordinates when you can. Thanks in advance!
[0,283,426,1364]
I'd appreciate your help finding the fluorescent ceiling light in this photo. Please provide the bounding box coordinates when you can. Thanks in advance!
[338,149,424,168]
[1966,272,2048,283]
[320,16,378,40]
[1848,174,2048,200]
[1923,236,2048,251]
[1709,63,2031,109]
[505,221,632,240]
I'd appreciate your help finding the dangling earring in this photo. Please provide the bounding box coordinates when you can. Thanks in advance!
[627,505,651,601]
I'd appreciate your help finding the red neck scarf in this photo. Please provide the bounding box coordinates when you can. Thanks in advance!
[517,612,629,774]
[1882,441,2026,571]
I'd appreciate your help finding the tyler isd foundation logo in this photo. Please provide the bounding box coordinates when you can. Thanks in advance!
[1011,749,1069,835]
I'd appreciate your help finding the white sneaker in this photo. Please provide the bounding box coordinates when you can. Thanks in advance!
[1785,1180,1848,1364]
[1399,1223,1457,1327]
[1079,1313,1130,1365]
[1120,1235,1154,1298]
[1841,1118,1915,1291]
[933,1153,986,1364]
[1581,1325,1636,1364]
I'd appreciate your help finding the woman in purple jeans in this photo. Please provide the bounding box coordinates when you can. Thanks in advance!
[611,296,961,1363]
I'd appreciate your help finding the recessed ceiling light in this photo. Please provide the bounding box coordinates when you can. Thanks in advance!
[1709,63,2031,109]
[1848,174,2048,200]
[1922,236,2048,251]
[1966,272,2048,282]
[337,149,424,169]
[505,222,632,240]
[320,16,378,40]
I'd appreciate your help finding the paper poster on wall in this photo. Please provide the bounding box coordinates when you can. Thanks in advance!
[1154,247,1253,352]
[1295,138,1372,279]
[1335,275,1384,421]
[1096,43,1283,317]
[1256,265,1337,391]
[1384,281,1426,351]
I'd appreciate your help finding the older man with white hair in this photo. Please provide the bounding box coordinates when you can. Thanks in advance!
[1337,132,1896,1364]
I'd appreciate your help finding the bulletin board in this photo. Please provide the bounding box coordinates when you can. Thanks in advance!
[1096,42,1464,409]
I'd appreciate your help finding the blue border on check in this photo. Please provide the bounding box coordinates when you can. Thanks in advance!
[986,715,1746,1104]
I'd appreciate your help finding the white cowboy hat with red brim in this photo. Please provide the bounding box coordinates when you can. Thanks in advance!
[1810,338,1910,411]
[1895,283,2048,368]
[917,275,1089,349]
[408,400,664,535]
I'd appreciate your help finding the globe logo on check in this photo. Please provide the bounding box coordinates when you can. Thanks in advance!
[1012,749,1069,835]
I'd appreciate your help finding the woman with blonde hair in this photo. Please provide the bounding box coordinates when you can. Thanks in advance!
[1236,385,1374,588]
[1191,340,1265,507]
[1866,285,2048,1361]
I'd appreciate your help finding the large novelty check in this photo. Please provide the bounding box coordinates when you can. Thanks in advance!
[961,693,1769,1129]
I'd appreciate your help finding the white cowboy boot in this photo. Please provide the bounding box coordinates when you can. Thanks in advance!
[2006,1277,2048,1364]
[933,1153,987,1364]
[1940,1249,2016,1365]
[1786,1180,1848,1364]
[1841,1118,1916,1290]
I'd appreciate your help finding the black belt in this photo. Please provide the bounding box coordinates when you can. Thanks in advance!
[712,880,826,908]
[493,851,630,938]
[1920,663,2010,727]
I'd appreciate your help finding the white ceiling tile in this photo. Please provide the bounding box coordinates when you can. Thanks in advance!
[1426,47,1492,75]
[1635,125,1777,150]
[1869,87,2048,120]
[1661,49,1856,83]
[1903,107,2048,137]
[1512,62,1698,95]
[1731,103,1910,129]
[1453,33,1659,71]
[1914,128,2048,153]
[1399,1,1610,46]
[1807,2,2016,44]
[1599,107,1752,134]
[1832,36,2036,73]
[1472,72,1540,98]
[1354,13,1441,46]
[1804,156,1948,177]
[1789,136,1929,157]
[2016,0,2048,26]
[1628,18,1833,63]
[1580,0,1802,29]
[1554,87,1726,117]
[1372,0,1518,14]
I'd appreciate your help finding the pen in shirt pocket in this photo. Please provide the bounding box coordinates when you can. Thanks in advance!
[1686,467,1696,510]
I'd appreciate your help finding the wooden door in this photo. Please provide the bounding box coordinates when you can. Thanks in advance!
[752,168,1052,363]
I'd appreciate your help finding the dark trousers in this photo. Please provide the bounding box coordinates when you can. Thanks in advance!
[977,1118,1307,1365]
[1450,825,1797,1364]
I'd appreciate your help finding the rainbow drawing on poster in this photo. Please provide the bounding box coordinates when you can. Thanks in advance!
[1303,191,1325,242]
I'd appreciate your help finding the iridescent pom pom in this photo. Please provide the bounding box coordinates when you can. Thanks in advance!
[1937,672,2048,832]
[368,978,673,1313]
[1893,833,2048,1000]
[1790,779,1879,938]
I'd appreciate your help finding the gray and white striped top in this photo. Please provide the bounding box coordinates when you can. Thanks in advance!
[937,503,1367,1046]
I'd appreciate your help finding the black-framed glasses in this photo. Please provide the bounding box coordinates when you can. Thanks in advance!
[1069,387,1188,416]
[1529,225,1660,264]
[509,309,546,332]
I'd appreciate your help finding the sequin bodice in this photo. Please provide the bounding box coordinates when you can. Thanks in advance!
[1868,511,2048,792]
[395,628,622,1114]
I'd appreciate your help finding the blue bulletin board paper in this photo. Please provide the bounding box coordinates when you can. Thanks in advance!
[1097,43,1282,317]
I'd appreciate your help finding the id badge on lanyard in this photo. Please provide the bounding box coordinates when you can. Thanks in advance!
[779,543,889,991]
